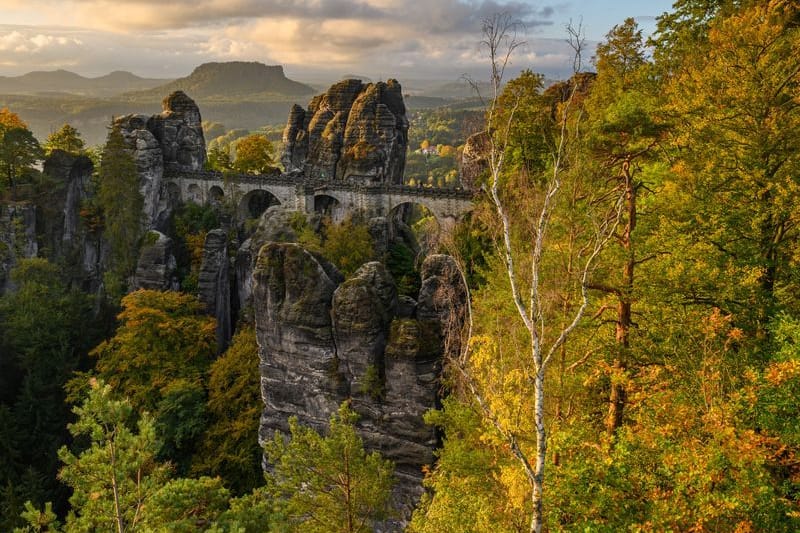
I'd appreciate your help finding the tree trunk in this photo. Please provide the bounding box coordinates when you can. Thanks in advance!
[606,161,635,438]
[531,367,546,533]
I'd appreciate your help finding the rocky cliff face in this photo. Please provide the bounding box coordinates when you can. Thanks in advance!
[113,114,164,226]
[0,203,37,294]
[133,230,178,292]
[198,229,231,352]
[460,131,489,192]
[150,91,206,173]
[254,243,467,524]
[113,91,206,227]
[282,79,408,184]
[41,150,94,255]
[43,151,110,291]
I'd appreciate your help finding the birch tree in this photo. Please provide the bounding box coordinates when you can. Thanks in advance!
[452,15,623,533]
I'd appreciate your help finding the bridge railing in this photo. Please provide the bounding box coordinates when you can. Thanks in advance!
[165,170,476,200]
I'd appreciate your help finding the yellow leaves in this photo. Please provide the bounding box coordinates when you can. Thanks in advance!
[497,463,530,513]
[92,289,216,412]
[701,307,732,338]
[764,360,800,386]
[185,232,207,271]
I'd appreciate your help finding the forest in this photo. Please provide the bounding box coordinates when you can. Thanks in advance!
[1,0,799,531]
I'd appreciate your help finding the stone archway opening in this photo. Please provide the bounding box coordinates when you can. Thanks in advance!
[389,202,441,247]
[187,183,202,204]
[164,181,181,206]
[240,189,281,220]
[314,194,345,222]
[209,185,224,207]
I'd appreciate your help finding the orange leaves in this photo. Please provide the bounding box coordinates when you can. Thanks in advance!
[91,289,216,412]
[764,359,800,386]
[0,107,27,129]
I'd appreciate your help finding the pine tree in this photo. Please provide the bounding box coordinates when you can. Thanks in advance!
[265,402,395,533]
[97,127,143,296]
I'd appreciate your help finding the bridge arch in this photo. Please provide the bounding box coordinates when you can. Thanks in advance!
[314,193,346,222]
[209,185,224,206]
[186,183,203,204]
[386,193,472,231]
[239,189,281,220]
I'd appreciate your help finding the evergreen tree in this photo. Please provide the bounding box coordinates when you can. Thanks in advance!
[97,127,143,296]
[265,402,395,533]
[191,327,263,494]
[0,122,42,200]
[0,259,95,530]
[57,380,171,533]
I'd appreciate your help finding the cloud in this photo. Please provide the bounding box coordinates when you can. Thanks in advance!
[22,0,551,33]
[0,27,84,69]
[0,0,581,80]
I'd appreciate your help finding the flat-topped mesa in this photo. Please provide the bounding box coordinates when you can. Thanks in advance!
[282,79,409,185]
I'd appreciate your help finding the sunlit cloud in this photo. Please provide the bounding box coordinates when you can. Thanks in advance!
[0,0,585,80]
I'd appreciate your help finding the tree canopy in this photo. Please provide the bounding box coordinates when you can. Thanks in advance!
[44,125,85,156]
[232,134,276,175]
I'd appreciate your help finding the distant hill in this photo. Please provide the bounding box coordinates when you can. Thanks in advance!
[128,62,315,101]
[0,69,169,97]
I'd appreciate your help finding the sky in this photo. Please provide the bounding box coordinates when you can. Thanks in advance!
[0,0,676,83]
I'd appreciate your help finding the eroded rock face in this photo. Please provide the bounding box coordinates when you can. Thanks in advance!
[41,151,94,253]
[0,203,37,294]
[133,230,178,292]
[112,114,164,227]
[150,91,206,172]
[281,79,408,184]
[254,246,467,526]
[234,206,304,322]
[254,243,345,439]
[197,229,231,352]
[112,91,205,227]
[332,262,398,396]
[460,131,489,192]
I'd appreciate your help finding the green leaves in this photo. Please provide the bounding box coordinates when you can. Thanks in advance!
[97,126,143,296]
[0,123,43,199]
[92,289,216,413]
[265,403,395,533]
[232,134,276,175]
[57,380,170,533]
[191,328,263,495]
[44,125,85,156]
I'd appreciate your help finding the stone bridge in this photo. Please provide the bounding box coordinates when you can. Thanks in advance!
[164,170,475,227]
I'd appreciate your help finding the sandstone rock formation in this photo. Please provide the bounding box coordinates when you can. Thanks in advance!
[234,205,305,323]
[38,150,111,292]
[113,114,164,226]
[133,230,178,291]
[42,150,94,253]
[113,91,206,227]
[282,79,408,184]
[460,131,489,192]
[254,243,345,439]
[150,91,206,172]
[254,244,467,525]
[197,229,231,352]
[0,203,37,294]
